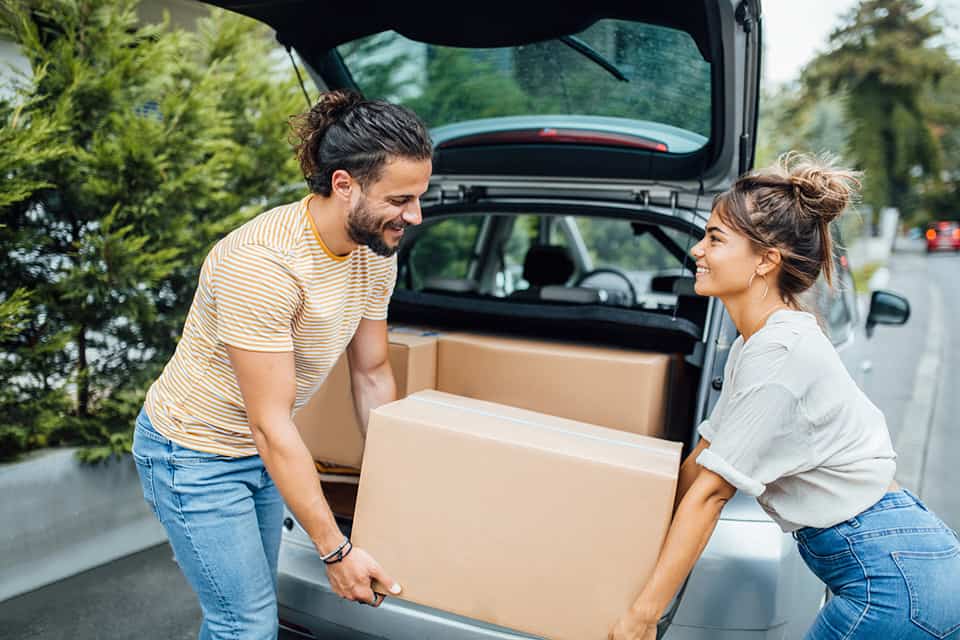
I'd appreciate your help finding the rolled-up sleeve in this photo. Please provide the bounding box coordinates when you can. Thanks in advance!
[696,382,810,497]
[697,419,716,442]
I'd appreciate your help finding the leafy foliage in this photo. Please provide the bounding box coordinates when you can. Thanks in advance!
[0,0,303,462]
[801,0,953,225]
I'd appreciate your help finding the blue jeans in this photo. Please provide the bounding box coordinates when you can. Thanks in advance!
[794,489,960,639]
[132,408,284,640]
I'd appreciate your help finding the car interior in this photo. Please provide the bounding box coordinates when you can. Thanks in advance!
[387,211,709,354]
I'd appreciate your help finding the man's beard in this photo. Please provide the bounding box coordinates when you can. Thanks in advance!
[346,197,405,257]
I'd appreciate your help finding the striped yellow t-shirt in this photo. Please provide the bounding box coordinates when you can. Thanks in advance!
[144,195,397,457]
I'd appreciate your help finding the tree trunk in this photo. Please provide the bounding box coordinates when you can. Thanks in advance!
[77,325,89,417]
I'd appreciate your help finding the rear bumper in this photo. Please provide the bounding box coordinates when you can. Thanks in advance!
[278,538,540,640]
[277,511,822,640]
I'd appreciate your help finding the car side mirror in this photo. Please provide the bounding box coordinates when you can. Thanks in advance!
[865,290,910,339]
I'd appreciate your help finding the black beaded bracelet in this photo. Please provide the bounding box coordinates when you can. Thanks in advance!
[321,537,353,565]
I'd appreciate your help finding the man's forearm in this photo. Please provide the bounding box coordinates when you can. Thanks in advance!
[350,360,396,435]
[249,418,344,553]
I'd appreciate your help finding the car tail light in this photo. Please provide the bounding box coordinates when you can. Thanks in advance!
[953,228,960,240]
[437,128,669,152]
[926,229,937,241]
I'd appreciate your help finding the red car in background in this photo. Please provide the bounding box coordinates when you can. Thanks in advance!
[926,220,960,252]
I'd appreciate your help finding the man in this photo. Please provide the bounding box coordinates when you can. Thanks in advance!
[132,90,432,639]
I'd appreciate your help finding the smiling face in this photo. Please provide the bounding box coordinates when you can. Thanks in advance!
[689,205,764,300]
[345,157,432,257]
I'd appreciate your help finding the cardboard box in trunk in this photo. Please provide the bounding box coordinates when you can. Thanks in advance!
[352,390,681,640]
[437,333,674,438]
[294,331,438,468]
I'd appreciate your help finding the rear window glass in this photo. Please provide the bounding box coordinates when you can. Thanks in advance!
[338,19,711,152]
[400,213,697,310]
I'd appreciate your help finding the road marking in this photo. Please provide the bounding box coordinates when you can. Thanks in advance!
[894,282,945,494]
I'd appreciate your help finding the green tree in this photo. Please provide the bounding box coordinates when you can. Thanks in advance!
[803,0,952,230]
[756,84,851,167]
[916,63,960,224]
[0,0,303,461]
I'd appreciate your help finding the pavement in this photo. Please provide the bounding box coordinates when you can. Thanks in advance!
[0,544,202,640]
[851,237,958,528]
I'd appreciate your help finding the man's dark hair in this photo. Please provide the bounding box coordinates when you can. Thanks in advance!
[290,90,432,196]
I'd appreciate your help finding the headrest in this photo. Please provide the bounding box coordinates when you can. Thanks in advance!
[522,245,575,288]
[422,277,478,294]
[540,286,607,304]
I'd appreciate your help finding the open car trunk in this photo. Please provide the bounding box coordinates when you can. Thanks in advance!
[301,324,699,513]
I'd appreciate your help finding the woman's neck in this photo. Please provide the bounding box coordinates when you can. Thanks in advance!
[723,293,793,343]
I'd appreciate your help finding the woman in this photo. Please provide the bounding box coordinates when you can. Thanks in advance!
[610,154,960,640]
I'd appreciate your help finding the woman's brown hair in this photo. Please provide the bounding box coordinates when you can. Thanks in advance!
[714,152,862,307]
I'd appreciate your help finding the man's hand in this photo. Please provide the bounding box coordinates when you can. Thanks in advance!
[323,546,402,607]
[608,609,657,640]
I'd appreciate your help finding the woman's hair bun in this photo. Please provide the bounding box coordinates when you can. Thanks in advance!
[781,152,861,225]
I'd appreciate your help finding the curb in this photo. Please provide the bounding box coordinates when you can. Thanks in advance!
[0,448,166,602]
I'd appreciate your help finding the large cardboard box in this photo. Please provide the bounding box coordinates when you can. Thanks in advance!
[437,333,674,438]
[352,390,681,640]
[294,331,437,468]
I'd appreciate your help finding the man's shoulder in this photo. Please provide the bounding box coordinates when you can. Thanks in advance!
[222,199,306,254]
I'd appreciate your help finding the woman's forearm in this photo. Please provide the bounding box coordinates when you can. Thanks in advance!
[674,437,710,512]
[631,478,728,622]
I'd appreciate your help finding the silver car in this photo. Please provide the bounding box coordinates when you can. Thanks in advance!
[202,1,910,637]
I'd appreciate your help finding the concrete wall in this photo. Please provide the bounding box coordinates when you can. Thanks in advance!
[0,449,166,602]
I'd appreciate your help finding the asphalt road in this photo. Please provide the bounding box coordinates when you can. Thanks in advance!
[1,241,957,640]
[876,240,960,528]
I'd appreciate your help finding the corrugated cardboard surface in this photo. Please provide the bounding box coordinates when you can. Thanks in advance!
[294,332,437,468]
[437,333,673,438]
[352,390,681,640]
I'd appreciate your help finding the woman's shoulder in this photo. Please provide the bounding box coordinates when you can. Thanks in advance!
[733,311,819,386]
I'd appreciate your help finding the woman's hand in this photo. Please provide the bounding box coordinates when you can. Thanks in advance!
[324,546,401,607]
[608,608,658,640]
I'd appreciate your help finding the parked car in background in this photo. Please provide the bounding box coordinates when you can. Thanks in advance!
[926,220,960,252]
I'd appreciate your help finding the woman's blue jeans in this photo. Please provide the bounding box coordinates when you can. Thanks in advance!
[794,489,960,639]
[132,408,284,640]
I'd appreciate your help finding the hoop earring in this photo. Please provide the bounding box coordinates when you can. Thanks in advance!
[748,271,769,300]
